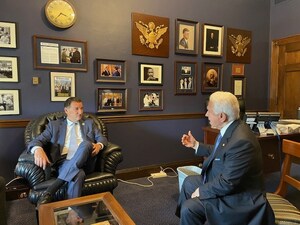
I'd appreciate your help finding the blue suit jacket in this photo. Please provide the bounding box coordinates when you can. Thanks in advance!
[27,117,108,164]
[196,120,274,224]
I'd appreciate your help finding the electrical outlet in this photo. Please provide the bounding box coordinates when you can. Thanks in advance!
[150,171,167,178]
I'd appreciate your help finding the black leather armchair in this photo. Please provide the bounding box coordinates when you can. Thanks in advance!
[14,112,123,205]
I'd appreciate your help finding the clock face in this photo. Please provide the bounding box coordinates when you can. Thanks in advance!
[45,0,76,28]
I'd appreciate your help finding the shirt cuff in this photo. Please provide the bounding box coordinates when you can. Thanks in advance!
[31,146,40,154]
[97,142,104,149]
[193,141,199,153]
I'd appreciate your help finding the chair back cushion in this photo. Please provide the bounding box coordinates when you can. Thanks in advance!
[24,112,107,146]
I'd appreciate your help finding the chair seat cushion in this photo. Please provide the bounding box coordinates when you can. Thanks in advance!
[267,193,300,224]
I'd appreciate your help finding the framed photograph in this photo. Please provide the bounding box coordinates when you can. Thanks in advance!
[232,64,245,76]
[175,19,199,55]
[50,72,75,102]
[132,12,169,58]
[139,89,163,111]
[226,28,252,64]
[201,62,223,93]
[139,63,163,85]
[97,88,127,113]
[0,89,20,115]
[202,24,224,57]
[232,76,246,99]
[0,56,19,82]
[95,59,126,83]
[174,61,197,95]
[33,35,88,71]
[0,21,17,48]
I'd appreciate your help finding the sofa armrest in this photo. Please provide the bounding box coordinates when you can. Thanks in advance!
[15,151,46,187]
[96,142,123,174]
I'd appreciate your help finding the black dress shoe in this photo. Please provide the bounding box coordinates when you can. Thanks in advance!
[37,191,52,207]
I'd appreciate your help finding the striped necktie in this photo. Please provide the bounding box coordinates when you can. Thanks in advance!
[202,133,222,184]
[67,122,78,160]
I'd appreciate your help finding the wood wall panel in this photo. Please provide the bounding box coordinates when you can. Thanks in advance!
[0,113,205,128]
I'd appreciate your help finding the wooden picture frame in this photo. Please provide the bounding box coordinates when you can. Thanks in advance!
[33,35,88,71]
[95,59,126,83]
[139,89,163,111]
[0,56,19,82]
[202,23,224,57]
[97,88,127,113]
[0,89,20,115]
[175,19,199,55]
[132,12,169,58]
[174,61,197,95]
[201,62,223,93]
[232,63,245,76]
[0,21,17,49]
[139,63,163,86]
[50,72,75,102]
[232,76,246,99]
[226,28,252,64]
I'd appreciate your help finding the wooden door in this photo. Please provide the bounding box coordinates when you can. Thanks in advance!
[270,35,300,119]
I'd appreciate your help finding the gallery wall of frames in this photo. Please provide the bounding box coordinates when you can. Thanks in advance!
[0,0,271,119]
[0,0,273,181]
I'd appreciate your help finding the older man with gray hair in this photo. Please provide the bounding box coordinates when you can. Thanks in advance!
[176,91,274,225]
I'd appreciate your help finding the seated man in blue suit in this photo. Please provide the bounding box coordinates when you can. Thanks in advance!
[176,91,275,225]
[27,97,108,206]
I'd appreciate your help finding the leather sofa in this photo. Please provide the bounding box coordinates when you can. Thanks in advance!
[14,112,123,205]
[0,176,7,225]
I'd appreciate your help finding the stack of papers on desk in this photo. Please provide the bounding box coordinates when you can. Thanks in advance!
[276,119,300,134]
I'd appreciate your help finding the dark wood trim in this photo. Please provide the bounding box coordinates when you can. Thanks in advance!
[116,158,203,180]
[98,112,205,124]
[0,112,205,128]
[0,120,29,128]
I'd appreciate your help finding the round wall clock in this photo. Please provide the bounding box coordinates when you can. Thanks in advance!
[44,0,77,29]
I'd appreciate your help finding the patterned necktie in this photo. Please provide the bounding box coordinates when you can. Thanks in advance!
[202,133,222,184]
[67,123,78,160]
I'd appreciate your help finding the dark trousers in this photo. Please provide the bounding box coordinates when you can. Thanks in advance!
[176,175,207,225]
[57,141,95,199]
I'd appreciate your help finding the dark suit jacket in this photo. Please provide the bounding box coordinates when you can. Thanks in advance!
[179,38,188,49]
[196,120,274,224]
[27,117,108,164]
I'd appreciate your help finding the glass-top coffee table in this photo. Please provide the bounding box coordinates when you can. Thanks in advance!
[38,192,135,225]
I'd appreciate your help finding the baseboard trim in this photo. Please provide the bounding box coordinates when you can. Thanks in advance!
[116,158,202,180]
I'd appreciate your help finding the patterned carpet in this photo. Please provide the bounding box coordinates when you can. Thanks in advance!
[6,169,300,225]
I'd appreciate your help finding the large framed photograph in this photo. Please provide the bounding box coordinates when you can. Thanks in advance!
[132,12,169,58]
[232,76,246,99]
[139,63,163,85]
[139,89,163,111]
[201,62,223,93]
[0,89,20,115]
[33,35,88,71]
[95,59,126,83]
[226,28,252,64]
[175,19,199,55]
[97,88,127,113]
[0,21,17,49]
[202,24,224,57]
[50,72,75,102]
[0,56,19,82]
[174,61,197,95]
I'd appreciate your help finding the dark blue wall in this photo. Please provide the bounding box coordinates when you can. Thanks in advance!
[0,0,272,182]
[270,0,300,40]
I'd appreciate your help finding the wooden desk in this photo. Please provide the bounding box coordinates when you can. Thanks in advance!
[202,126,300,173]
[39,192,135,225]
